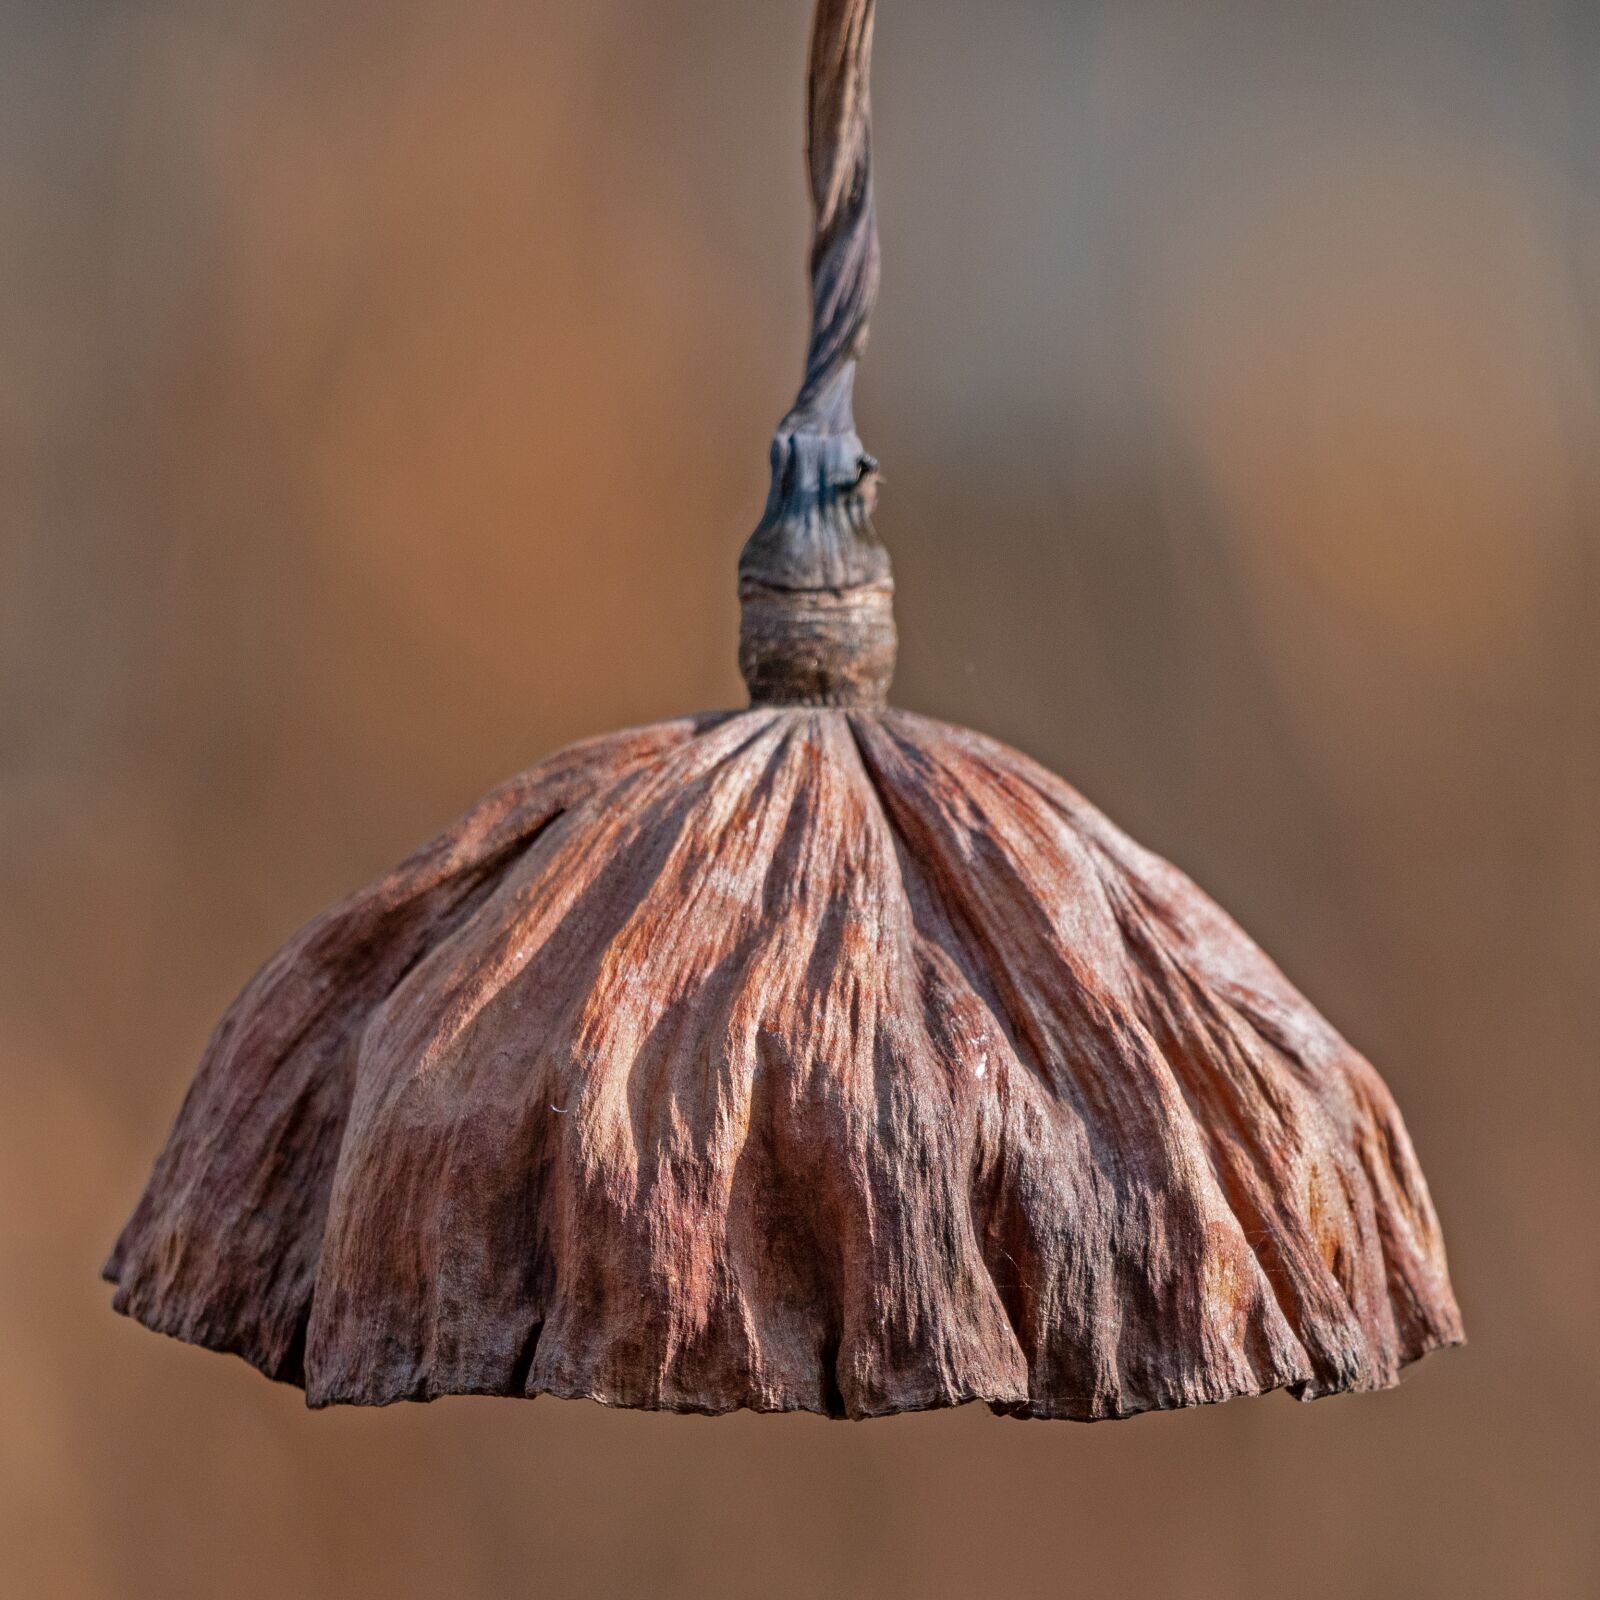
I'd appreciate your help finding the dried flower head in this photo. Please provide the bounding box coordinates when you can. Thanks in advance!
[107,0,1461,1418]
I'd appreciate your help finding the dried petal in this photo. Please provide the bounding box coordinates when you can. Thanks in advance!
[107,708,1461,1417]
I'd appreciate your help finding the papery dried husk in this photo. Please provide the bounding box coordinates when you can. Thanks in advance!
[106,707,1462,1418]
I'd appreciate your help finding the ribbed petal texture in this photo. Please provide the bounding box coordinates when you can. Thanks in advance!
[107,709,1461,1418]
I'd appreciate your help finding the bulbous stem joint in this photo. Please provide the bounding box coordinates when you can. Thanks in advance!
[739,578,896,707]
[738,426,896,707]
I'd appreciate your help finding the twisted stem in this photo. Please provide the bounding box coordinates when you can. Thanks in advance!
[739,0,890,600]
[789,0,880,436]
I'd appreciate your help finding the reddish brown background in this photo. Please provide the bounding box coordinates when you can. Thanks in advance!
[3,2,1596,1596]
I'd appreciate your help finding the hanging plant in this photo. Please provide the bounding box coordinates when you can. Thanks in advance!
[106,0,1461,1420]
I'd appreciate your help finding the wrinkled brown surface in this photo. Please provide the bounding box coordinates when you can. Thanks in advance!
[106,709,1461,1418]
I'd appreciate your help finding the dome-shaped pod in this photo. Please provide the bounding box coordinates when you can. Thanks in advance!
[107,708,1461,1417]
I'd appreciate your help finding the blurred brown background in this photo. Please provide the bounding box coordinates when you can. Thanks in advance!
[3,1,1596,1596]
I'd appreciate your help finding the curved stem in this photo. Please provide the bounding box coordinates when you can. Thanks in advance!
[790,0,880,436]
[739,0,890,600]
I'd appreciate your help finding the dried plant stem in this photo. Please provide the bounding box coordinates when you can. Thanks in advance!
[740,0,894,706]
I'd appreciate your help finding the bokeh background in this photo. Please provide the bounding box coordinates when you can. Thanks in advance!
[3,1,1596,1595]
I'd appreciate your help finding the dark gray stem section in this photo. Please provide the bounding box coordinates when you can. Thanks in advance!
[740,0,895,707]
